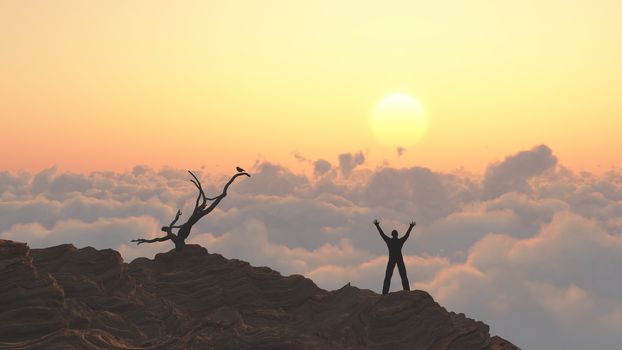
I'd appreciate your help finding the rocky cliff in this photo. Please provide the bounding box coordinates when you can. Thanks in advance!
[0,240,519,349]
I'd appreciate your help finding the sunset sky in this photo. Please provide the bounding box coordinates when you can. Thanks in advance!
[2,3,622,348]
[2,0,621,173]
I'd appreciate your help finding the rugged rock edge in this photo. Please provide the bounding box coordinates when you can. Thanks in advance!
[0,240,519,349]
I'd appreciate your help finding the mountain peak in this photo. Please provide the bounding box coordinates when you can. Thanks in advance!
[0,239,519,349]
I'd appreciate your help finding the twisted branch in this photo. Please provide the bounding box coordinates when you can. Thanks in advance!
[195,172,250,220]
[131,169,250,249]
[131,209,183,245]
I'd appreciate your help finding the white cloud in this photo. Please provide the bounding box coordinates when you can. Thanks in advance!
[1,145,622,349]
[483,144,558,199]
[416,212,622,349]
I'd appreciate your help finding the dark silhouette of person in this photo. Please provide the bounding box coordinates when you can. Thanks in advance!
[374,219,416,295]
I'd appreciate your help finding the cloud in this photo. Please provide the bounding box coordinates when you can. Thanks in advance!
[338,151,365,176]
[235,162,309,196]
[483,144,558,199]
[362,166,456,223]
[416,212,622,349]
[1,145,622,348]
[0,170,30,200]
[1,216,160,255]
[313,159,332,176]
[293,152,309,163]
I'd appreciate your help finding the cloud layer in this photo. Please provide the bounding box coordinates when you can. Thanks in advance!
[1,145,621,349]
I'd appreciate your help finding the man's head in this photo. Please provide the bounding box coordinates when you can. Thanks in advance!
[391,230,398,238]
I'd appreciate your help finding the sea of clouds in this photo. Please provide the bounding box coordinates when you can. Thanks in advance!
[2,144,621,349]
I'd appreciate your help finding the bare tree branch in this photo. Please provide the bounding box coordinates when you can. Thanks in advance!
[189,171,220,209]
[131,236,171,245]
[131,168,250,252]
[188,171,207,209]
[196,172,250,219]
[170,210,182,227]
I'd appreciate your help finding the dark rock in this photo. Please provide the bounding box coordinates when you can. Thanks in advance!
[0,240,520,349]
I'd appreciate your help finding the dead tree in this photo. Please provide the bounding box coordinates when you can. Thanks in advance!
[132,168,250,251]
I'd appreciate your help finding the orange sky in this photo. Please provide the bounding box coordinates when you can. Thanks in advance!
[1,1,621,174]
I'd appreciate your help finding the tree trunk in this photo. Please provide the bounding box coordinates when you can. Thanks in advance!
[173,239,186,251]
[131,170,250,253]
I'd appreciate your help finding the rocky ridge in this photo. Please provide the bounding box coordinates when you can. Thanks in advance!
[0,240,519,349]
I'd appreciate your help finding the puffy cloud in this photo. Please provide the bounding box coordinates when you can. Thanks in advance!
[483,144,558,199]
[412,209,520,260]
[313,159,332,176]
[338,151,365,176]
[31,167,93,200]
[0,170,30,200]
[362,166,456,222]
[189,220,373,275]
[417,213,622,349]
[235,162,309,196]
[1,145,622,349]
[0,194,172,231]
[1,216,160,255]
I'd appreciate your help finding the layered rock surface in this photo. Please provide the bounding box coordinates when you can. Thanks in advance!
[0,240,519,349]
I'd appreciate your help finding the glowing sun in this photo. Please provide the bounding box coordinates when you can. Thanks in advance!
[370,92,428,147]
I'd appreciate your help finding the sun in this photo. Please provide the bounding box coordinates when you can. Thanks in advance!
[370,93,428,148]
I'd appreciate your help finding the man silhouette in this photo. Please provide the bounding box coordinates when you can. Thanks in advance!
[373,219,416,295]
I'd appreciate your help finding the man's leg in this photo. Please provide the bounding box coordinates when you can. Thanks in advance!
[383,259,397,295]
[397,257,410,291]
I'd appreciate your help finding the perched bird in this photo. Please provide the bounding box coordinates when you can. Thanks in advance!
[236,166,245,173]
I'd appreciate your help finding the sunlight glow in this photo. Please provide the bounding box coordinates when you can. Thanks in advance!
[370,93,428,148]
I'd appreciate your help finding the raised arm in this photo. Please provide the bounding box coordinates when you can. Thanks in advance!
[374,219,389,242]
[401,221,416,242]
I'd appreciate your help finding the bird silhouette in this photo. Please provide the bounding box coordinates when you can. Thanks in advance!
[236,166,245,173]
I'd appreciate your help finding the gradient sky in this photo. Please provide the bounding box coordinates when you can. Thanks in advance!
[1,1,621,173]
[2,4,622,347]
